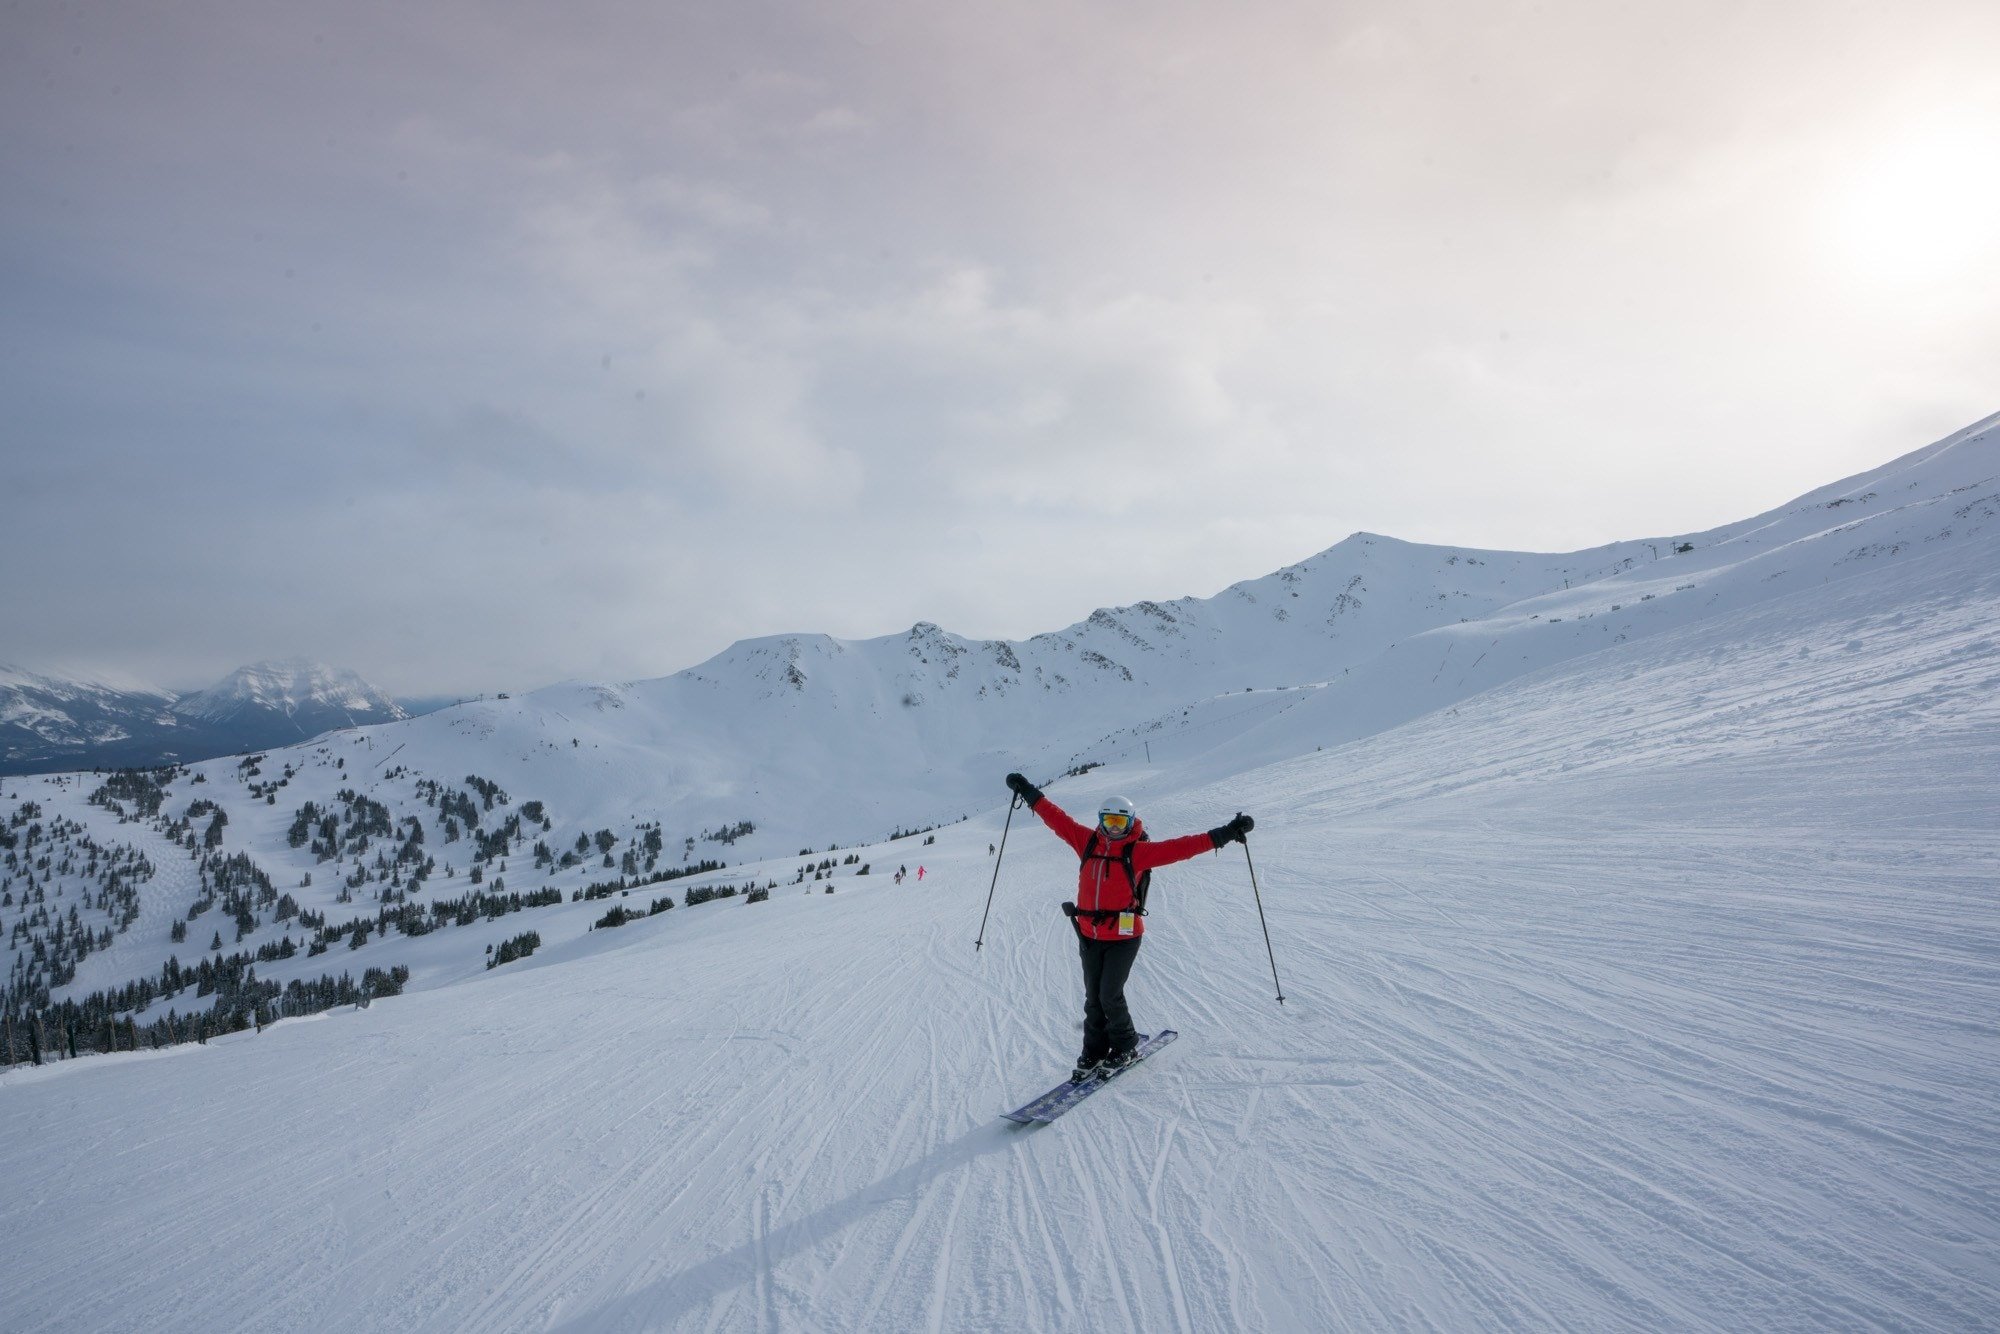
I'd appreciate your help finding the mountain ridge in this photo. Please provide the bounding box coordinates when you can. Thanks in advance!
[3,418,1996,1333]
[0,659,419,775]
[169,659,406,727]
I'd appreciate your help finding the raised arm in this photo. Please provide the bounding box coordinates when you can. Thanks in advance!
[1007,772,1092,856]
[1133,830,1219,871]
[1134,812,1255,872]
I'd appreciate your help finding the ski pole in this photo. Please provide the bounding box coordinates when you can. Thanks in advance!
[975,793,1020,951]
[1242,837,1285,1005]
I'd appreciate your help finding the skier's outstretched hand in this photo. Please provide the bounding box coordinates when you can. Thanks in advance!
[1209,812,1254,847]
[1005,772,1044,807]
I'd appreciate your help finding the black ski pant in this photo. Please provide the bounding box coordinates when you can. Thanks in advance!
[1077,934,1142,1064]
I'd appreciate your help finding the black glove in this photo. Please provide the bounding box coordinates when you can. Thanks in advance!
[1005,772,1044,807]
[1209,812,1254,847]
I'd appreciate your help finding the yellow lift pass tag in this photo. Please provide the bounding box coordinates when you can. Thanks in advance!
[1117,911,1136,936]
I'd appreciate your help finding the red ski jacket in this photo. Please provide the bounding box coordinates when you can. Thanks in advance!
[1030,797,1216,941]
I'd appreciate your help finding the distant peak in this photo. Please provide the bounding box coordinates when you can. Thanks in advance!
[0,661,174,698]
[172,660,403,722]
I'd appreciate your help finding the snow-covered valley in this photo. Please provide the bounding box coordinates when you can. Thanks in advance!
[2,417,1998,1331]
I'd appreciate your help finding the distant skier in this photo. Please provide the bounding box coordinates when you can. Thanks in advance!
[917,865,926,881]
[1005,773,1253,1081]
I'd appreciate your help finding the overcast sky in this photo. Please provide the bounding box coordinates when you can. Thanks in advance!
[4,1,1997,695]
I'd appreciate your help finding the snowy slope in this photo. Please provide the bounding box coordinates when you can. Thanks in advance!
[47,410,1984,883]
[2,417,1996,1015]
[1119,411,2000,782]
[327,533,1625,870]
[2,500,1995,1331]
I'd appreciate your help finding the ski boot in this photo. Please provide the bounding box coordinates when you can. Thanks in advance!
[1097,1044,1141,1078]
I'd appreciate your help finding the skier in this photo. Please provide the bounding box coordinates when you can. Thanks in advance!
[917,865,926,881]
[1005,773,1253,1081]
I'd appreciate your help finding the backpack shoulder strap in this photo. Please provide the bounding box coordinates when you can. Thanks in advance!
[1127,835,1151,915]
[1076,830,1151,917]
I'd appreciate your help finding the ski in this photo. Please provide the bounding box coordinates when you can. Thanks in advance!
[1002,1030,1178,1125]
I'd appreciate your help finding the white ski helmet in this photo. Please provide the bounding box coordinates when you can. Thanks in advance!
[1097,795,1138,837]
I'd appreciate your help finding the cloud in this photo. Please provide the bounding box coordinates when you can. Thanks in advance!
[2,0,1996,694]
[813,269,1275,503]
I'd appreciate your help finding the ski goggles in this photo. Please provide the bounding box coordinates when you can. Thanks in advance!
[1098,812,1132,834]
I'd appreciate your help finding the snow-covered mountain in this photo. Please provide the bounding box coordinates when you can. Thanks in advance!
[169,659,405,730]
[163,409,1990,866]
[5,412,1995,978]
[0,664,181,774]
[0,659,412,775]
[2,414,1997,1330]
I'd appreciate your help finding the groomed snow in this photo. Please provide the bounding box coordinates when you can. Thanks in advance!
[3,530,1995,1331]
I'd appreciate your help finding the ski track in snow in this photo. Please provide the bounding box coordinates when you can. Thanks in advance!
[4,496,2000,1330]
[4,745,1995,1328]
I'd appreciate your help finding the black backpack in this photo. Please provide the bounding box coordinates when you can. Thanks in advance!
[1062,830,1152,931]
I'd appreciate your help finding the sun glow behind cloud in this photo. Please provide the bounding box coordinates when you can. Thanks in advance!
[2,1,1998,694]
[1821,112,2000,288]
